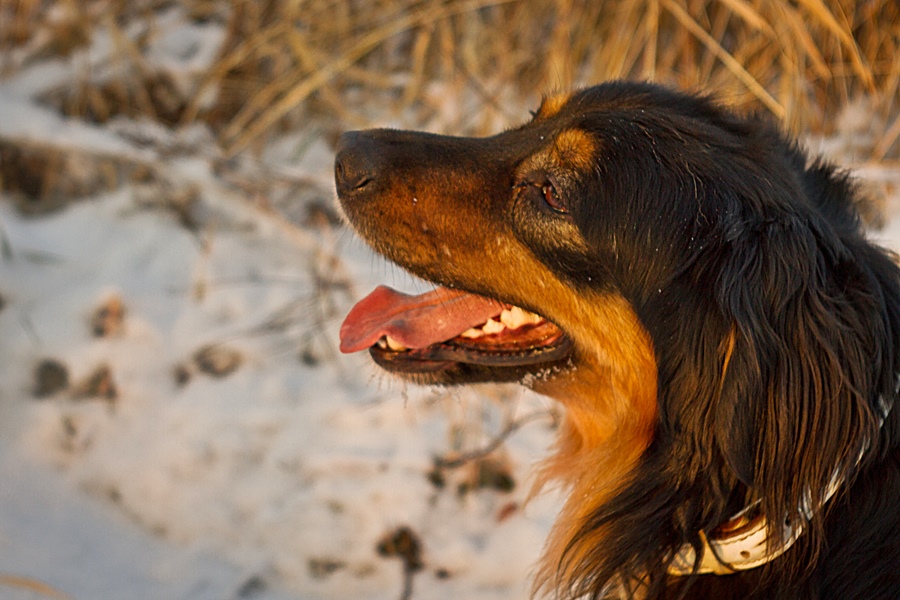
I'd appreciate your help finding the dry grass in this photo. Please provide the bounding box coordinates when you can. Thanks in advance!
[0,573,71,599]
[1,0,899,157]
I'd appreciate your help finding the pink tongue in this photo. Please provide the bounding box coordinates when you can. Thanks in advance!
[339,285,504,353]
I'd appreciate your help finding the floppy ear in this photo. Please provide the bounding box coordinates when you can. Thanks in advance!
[713,215,883,537]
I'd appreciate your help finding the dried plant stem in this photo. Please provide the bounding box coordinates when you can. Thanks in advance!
[435,410,552,469]
[661,0,784,119]
[221,0,515,156]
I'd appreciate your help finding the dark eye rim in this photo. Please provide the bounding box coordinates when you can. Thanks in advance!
[514,175,567,215]
[540,181,566,213]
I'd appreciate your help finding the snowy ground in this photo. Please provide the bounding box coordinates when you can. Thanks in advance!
[0,100,565,600]
[2,9,900,600]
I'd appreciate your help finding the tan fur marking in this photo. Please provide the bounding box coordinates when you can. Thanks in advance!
[485,242,658,596]
[515,129,598,184]
[553,129,598,173]
[537,92,571,120]
[531,294,658,596]
[720,327,736,393]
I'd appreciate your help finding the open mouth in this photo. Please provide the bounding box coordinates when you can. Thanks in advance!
[339,285,573,374]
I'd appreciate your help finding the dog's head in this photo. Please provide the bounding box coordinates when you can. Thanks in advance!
[335,82,900,597]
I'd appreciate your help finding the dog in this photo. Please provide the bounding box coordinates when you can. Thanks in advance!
[334,81,900,599]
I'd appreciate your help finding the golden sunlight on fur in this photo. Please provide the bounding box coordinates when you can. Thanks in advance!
[552,129,599,173]
[536,92,572,120]
[530,293,658,596]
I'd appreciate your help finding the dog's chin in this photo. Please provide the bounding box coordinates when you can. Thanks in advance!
[367,332,576,386]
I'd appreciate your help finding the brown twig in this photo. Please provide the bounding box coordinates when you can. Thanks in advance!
[435,409,553,470]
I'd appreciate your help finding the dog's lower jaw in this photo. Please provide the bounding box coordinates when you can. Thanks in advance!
[531,292,658,447]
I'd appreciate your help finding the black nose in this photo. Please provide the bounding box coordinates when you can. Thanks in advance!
[334,130,382,196]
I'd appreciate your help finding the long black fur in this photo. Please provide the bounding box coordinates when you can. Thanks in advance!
[558,84,900,599]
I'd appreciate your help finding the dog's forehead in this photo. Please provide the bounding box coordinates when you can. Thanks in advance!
[531,88,607,123]
[534,91,574,121]
[532,84,680,125]
[523,91,615,172]
[516,128,598,177]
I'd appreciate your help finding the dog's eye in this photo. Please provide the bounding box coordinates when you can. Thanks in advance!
[515,176,567,215]
[541,181,566,214]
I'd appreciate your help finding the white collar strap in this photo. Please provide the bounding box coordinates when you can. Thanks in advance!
[668,505,799,575]
[669,387,896,577]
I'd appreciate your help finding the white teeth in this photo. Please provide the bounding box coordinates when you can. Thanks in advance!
[481,318,505,334]
[460,308,544,339]
[499,306,542,329]
[385,336,408,351]
[378,336,407,351]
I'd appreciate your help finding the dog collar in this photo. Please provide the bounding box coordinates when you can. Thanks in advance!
[669,389,896,576]
[667,501,799,575]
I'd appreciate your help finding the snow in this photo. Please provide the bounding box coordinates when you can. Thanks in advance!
[1,13,898,600]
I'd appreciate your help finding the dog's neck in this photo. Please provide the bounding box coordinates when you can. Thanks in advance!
[530,293,660,596]
[670,384,897,576]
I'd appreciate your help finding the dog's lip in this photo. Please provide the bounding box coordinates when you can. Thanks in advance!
[369,322,574,369]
